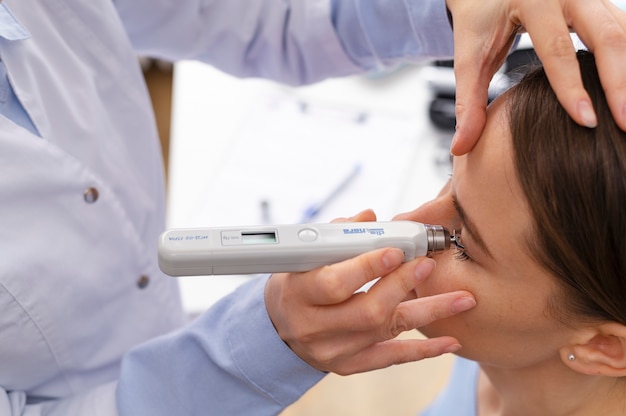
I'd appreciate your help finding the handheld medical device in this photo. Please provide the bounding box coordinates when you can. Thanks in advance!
[158,221,454,276]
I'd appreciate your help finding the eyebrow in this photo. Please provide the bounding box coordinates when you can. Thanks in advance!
[452,194,494,260]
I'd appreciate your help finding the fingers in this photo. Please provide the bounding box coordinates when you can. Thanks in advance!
[393,290,476,337]
[297,209,381,304]
[265,250,477,375]
[568,0,626,131]
[518,0,596,130]
[449,89,488,156]
[392,181,454,224]
[296,247,406,305]
[448,0,516,155]
[302,287,476,374]
[448,0,626,155]
[330,208,377,224]
[449,18,497,155]
[323,257,437,331]
[332,285,476,339]
[328,336,461,375]
[519,0,626,131]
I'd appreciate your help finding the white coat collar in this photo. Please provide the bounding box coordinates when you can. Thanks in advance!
[0,3,30,41]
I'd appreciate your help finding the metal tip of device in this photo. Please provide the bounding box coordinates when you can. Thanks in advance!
[424,224,451,256]
[451,230,464,250]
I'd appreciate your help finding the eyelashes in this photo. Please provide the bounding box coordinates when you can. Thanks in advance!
[452,230,472,262]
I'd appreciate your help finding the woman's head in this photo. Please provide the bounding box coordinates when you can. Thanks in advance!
[395,51,626,372]
[509,50,626,328]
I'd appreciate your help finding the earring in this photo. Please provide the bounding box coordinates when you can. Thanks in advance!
[568,354,576,361]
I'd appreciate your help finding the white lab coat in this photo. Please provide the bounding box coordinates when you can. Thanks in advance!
[0,0,362,412]
[0,0,186,404]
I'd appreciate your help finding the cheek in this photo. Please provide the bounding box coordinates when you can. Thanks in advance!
[415,253,477,298]
[416,256,570,364]
[414,254,494,338]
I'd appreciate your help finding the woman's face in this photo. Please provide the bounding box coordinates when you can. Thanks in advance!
[395,95,576,368]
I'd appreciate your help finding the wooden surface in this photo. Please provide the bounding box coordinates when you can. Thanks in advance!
[143,59,174,178]
[280,332,453,416]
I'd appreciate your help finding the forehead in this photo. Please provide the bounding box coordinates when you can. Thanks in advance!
[452,95,531,260]
[453,96,514,194]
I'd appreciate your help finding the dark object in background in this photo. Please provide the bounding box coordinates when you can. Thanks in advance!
[426,47,539,131]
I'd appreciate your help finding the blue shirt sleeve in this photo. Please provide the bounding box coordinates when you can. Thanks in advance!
[116,275,326,415]
[331,0,454,71]
[420,357,479,416]
[115,0,454,85]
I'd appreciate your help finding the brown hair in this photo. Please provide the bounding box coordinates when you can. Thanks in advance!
[508,50,626,325]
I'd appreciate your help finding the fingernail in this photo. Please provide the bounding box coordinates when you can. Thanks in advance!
[579,100,597,128]
[450,296,476,314]
[414,258,436,283]
[382,249,404,269]
[450,131,459,153]
[443,343,462,354]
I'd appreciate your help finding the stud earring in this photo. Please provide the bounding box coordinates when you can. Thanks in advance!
[568,354,575,361]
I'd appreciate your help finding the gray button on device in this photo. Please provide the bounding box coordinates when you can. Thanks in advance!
[298,228,318,242]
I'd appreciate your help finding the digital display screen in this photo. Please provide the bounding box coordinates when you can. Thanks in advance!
[241,232,277,245]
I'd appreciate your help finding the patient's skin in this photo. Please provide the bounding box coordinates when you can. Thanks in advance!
[395,93,626,416]
[399,96,567,365]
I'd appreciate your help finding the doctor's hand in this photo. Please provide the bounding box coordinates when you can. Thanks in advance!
[264,210,476,375]
[447,0,626,156]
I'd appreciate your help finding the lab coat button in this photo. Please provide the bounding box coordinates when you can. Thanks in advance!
[137,275,150,289]
[83,187,99,203]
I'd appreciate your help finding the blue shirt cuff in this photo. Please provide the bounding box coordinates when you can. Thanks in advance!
[330,0,454,70]
[225,275,326,406]
[118,275,325,415]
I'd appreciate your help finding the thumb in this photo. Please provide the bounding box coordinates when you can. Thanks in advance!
[446,2,517,155]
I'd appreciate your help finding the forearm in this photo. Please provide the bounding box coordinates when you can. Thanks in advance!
[331,0,454,70]
[115,0,453,85]
[116,276,325,415]
[116,0,359,84]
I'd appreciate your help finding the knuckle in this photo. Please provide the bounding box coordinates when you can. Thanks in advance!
[358,253,380,279]
[396,266,416,295]
[332,359,366,376]
[317,267,352,303]
[312,345,341,368]
[366,301,389,328]
[426,302,452,323]
[597,25,626,51]
[548,33,576,59]
[360,300,387,327]
[388,311,411,339]
[455,100,468,115]
[333,367,354,377]
[283,325,312,346]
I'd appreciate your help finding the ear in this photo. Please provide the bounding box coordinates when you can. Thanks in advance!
[560,322,626,377]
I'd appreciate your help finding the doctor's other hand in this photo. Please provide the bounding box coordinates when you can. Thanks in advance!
[447,0,626,155]
[264,211,476,376]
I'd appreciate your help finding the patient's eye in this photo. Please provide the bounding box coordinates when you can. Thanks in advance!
[453,230,473,262]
